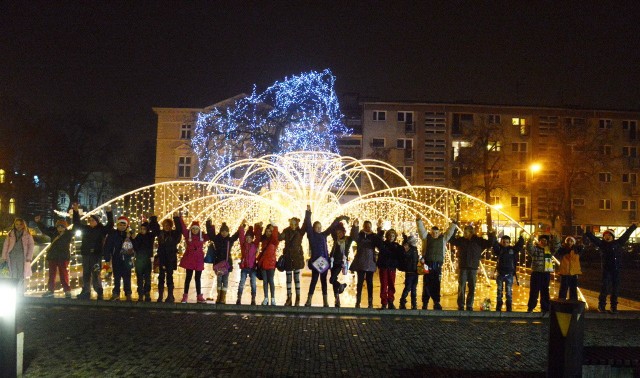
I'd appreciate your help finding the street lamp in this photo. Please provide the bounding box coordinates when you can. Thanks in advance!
[0,278,22,377]
[530,163,542,233]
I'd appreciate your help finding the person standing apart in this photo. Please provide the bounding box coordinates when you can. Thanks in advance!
[279,215,306,306]
[36,216,73,298]
[583,224,636,313]
[1,218,35,294]
[449,224,496,311]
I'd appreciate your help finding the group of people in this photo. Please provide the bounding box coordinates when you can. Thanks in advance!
[1,204,635,313]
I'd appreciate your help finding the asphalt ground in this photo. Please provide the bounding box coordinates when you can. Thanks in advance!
[14,298,640,377]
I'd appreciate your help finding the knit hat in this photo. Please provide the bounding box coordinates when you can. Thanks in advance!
[219,222,229,233]
[55,220,68,228]
[117,216,130,227]
[89,214,101,223]
[190,221,200,229]
[565,236,576,244]
[603,229,615,238]
[140,221,149,229]
[406,233,419,247]
[189,221,202,242]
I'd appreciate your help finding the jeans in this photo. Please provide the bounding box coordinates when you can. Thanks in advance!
[112,266,132,296]
[47,260,70,292]
[238,268,257,296]
[599,269,620,308]
[356,271,374,303]
[216,272,229,290]
[496,273,514,304]
[528,271,551,312]
[308,269,328,296]
[184,269,202,295]
[457,268,478,310]
[379,268,396,305]
[81,254,103,295]
[422,261,442,308]
[400,273,418,307]
[262,269,275,298]
[559,275,578,301]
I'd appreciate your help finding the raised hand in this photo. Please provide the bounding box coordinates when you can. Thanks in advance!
[307,204,311,211]
[105,204,112,212]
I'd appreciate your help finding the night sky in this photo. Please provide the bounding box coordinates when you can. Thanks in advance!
[2,2,639,146]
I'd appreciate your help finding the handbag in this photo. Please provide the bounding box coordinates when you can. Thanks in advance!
[204,244,216,264]
[417,261,430,275]
[0,261,10,278]
[311,256,330,273]
[213,240,231,275]
[276,255,286,272]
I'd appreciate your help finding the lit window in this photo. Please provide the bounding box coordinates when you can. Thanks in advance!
[0,169,4,183]
[598,199,611,210]
[178,157,192,178]
[373,111,386,121]
[511,118,525,126]
[180,124,192,139]
[9,198,15,214]
[487,141,501,151]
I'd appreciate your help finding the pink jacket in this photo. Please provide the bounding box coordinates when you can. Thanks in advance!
[178,218,209,271]
[239,225,260,270]
[2,229,35,279]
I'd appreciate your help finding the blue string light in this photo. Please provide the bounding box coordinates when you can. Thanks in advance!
[192,69,351,188]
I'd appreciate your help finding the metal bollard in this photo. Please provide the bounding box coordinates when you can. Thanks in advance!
[0,278,22,378]
[547,299,585,378]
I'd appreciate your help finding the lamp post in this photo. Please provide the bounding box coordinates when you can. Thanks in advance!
[530,163,542,234]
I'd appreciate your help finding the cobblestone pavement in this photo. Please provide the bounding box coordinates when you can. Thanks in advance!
[17,301,640,377]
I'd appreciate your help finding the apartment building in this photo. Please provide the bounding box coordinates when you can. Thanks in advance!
[361,101,640,232]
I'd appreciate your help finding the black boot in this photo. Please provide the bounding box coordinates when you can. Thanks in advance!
[496,301,503,312]
[399,297,407,309]
[388,302,396,310]
[368,295,373,309]
[165,286,175,303]
[506,300,512,312]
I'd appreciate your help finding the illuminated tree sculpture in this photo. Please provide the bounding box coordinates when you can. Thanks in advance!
[192,69,351,188]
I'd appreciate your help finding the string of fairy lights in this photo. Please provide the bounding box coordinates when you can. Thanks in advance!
[26,151,579,308]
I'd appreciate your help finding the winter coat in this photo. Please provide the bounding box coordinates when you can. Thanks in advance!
[556,244,582,276]
[278,225,306,271]
[149,216,182,270]
[329,225,357,265]
[450,233,496,270]
[526,237,559,273]
[400,245,419,273]
[350,230,382,272]
[417,220,457,263]
[178,217,209,271]
[37,221,73,261]
[492,236,524,275]
[208,223,239,271]
[258,225,279,270]
[132,230,155,259]
[584,224,636,270]
[73,210,113,256]
[2,228,35,279]
[239,225,260,270]
[304,211,343,270]
[103,229,134,271]
[376,229,403,270]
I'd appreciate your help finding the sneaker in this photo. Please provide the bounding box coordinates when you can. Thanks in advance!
[271,298,276,306]
[109,294,120,301]
[197,294,207,304]
[262,298,269,305]
[42,291,54,298]
[64,292,72,299]
[181,294,188,303]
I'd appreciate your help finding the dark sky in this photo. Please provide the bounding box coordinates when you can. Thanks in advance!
[2,1,640,137]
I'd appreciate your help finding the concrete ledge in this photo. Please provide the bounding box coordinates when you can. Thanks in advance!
[21,297,640,320]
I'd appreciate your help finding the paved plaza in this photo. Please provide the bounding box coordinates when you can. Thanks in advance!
[17,299,640,377]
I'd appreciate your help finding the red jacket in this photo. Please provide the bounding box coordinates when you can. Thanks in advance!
[258,226,279,270]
